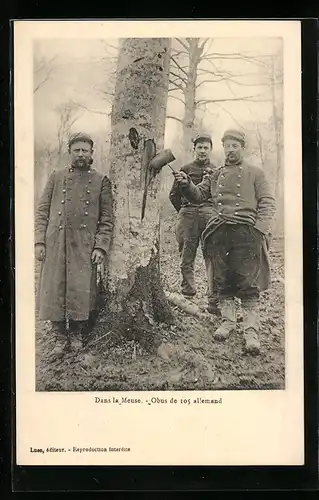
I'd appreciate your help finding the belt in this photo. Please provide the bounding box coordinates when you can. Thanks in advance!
[181,202,213,208]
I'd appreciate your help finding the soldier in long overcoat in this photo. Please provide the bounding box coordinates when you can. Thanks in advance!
[173,129,276,355]
[35,132,114,359]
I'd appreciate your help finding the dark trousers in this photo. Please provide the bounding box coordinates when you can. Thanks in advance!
[206,224,262,300]
[176,205,216,299]
[52,310,98,335]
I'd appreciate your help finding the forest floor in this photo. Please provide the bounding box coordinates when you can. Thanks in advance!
[35,206,285,392]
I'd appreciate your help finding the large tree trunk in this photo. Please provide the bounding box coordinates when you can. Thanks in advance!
[102,38,173,350]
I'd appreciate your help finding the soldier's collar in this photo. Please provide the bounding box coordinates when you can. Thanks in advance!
[224,158,242,167]
[195,158,210,167]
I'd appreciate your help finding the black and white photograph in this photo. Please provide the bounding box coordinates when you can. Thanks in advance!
[33,34,285,392]
[14,20,304,467]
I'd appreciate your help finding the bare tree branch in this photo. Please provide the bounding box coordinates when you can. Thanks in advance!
[168,84,183,93]
[169,70,187,85]
[70,101,111,115]
[171,56,188,76]
[196,77,268,89]
[202,53,272,69]
[33,67,54,93]
[170,56,189,76]
[197,66,235,79]
[169,78,185,92]
[91,84,115,99]
[100,39,119,53]
[167,94,185,105]
[166,115,183,124]
[203,101,251,131]
[197,67,261,79]
[196,94,268,105]
[196,77,230,88]
[199,38,209,50]
[33,54,58,93]
[200,38,214,58]
[34,54,58,73]
[170,49,188,57]
[175,38,189,51]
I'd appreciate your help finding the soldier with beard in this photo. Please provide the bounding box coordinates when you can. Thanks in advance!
[169,134,219,312]
[173,129,276,355]
[35,132,114,360]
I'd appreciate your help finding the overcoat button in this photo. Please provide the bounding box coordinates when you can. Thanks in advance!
[87,189,90,194]
[83,224,87,228]
[85,211,88,215]
[61,200,65,204]
[59,225,63,230]
[63,189,66,193]
[58,211,62,215]
[237,194,240,197]
[86,200,90,205]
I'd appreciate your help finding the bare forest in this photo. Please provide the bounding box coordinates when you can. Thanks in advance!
[34,37,285,391]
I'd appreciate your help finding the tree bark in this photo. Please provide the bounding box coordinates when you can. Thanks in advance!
[102,38,174,350]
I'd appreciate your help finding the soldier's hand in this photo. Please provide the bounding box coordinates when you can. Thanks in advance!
[91,248,105,265]
[35,243,46,261]
[173,171,189,186]
[203,167,213,176]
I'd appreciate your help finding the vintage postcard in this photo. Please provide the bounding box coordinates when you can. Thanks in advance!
[14,20,303,466]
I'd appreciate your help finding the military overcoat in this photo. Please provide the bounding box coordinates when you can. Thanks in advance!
[35,165,113,321]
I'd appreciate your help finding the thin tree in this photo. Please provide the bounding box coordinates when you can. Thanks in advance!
[168,38,274,161]
[33,53,57,94]
[54,100,84,160]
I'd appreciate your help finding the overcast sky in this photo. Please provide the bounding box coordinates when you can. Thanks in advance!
[34,37,282,156]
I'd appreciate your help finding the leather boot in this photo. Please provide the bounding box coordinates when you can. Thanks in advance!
[207,297,221,316]
[81,311,98,347]
[48,321,69,360]
[242,300,261,355]
[79,320,92,348]
[213,298,236,340]
[68,320,83,352]
[205,258,220,315]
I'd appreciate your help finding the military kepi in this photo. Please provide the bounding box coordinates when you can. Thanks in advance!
[193,133,213,147]
[221,129,246,147]
[68,132,94,148]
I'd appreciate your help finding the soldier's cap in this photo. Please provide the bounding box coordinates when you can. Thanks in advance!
[221,129,246,147]
[193,133,213,147]
[68,132,94,148]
